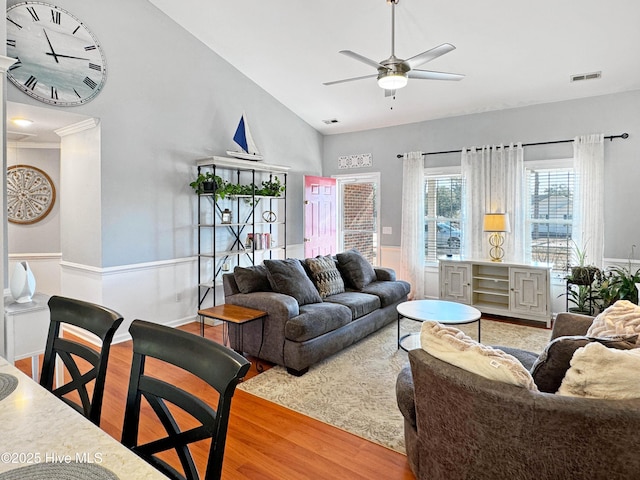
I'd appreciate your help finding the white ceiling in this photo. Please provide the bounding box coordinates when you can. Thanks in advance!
[8,0,640,142]
[147,0,640,135]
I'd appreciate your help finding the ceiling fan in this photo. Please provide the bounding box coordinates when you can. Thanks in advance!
[323,0,464,96]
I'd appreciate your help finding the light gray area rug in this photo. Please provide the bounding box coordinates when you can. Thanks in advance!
[237,318,551,454]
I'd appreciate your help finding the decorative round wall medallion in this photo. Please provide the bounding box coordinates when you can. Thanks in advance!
[7,164,56,224]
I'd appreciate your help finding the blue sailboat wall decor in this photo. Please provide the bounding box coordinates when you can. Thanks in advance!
[226,113,264,161]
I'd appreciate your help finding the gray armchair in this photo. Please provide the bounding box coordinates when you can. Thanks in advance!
[396,313,640,479]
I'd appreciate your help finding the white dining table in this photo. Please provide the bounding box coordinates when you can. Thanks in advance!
[0,356,168,479]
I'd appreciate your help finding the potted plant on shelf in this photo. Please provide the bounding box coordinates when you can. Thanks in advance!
[189,172,221,195]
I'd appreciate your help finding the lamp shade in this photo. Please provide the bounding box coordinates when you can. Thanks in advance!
[377,72,408,90]
[483,213,510,233]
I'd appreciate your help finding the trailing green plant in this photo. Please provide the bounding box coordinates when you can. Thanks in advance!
[189,172,220,195]
[566,239,599,286]
[191,174,285,202]
[255,176,285,197]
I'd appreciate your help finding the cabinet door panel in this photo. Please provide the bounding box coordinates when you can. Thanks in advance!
[440,262,471,304]
[510,268,548,315]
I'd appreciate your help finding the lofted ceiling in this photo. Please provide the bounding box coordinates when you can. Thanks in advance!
[148,0,640,135]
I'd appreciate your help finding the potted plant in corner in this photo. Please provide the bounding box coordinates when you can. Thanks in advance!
[564,240,600,314]
[596,245,640,307]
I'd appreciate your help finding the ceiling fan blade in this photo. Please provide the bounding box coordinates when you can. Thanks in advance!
[408,69,465,81]
[323,73,378,86]
[339,50,385,70]
[406,43,456,69]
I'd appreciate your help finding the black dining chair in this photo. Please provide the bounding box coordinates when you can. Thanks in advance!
[121,319,251,480]
[39,295,124,425]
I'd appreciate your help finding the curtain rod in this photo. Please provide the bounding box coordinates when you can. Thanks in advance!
[395,132,629,159]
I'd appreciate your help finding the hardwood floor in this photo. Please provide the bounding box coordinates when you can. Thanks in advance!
[15,322,415,480]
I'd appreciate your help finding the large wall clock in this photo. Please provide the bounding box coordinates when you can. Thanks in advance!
[6,2,107,106]
[7,165,56,224]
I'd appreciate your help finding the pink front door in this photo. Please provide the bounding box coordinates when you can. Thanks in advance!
[304,176,337,258]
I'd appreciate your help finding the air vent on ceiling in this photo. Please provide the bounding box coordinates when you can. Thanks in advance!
[570,71,602,82]
[323,119,339,125]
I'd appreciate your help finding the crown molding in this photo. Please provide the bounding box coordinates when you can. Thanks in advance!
[55,118,100,138]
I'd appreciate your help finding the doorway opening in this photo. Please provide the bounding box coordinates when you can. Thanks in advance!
[335,173,380,266]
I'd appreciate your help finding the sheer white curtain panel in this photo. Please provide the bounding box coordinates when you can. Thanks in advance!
[573,134,604,267]
[461,143,525,262]
[400,152,425,299]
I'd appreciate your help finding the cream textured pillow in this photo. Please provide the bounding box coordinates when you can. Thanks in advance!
[420,321,538,391]
[586,300,640,344]
[557,341,640,399]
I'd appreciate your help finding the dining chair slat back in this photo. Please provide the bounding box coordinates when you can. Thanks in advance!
[122,319,250,480]
[40,295,124,425]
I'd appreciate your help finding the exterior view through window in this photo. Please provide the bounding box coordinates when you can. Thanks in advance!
[424,175,463,262]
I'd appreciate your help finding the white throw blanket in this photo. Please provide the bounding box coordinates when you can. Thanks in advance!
[421,321,538,391]
[586,300,640,344]
[558,342,640,399]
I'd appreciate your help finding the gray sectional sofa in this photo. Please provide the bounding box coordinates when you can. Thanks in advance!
[222,250,410,375]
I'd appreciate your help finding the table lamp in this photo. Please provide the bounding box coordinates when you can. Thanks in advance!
[483,213,510,262]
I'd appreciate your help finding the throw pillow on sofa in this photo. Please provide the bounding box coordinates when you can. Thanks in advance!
[531,334,638,393]
[336,249,377,290]
[305,255,345,298]
[233,265,272,293]
[264,258,322,306]
[557,341,640,399]
[420,321,538,391]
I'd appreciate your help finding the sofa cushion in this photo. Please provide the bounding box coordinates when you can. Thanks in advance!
[233,265,272,293]
[531,335,637,393]
[361,280,411,307]
[421,321,538,390]
[285,302,352,342]
[586,300,640,343]
[264,259,322,306]
[336,249,377,290]
[558,341,640,399]
[305,255,345,298]
[323,291,381,320]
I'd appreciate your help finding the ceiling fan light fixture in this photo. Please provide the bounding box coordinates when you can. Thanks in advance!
[377,72,408,90]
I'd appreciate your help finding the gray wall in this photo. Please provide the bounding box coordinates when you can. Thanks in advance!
[6,0,323,268]
[323,90,640,259]
[7,147,60,254]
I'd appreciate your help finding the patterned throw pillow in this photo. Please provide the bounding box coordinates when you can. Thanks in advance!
[305,256,345,298]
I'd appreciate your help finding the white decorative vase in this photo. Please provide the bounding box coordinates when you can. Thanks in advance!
[10,261,36,303]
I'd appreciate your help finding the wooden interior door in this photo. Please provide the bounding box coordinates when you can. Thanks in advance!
[304,176,337,258]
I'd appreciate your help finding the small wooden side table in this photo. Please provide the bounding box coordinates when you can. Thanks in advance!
[198,304,267,355]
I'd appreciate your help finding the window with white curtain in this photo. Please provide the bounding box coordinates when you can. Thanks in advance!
[525,160,575,272]
[424,172,463,262]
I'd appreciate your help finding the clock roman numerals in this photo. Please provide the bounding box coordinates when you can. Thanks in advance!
[50,9,61,25]
[8,58,22,71]
[7,17,22,30]
[83,77,97,89]
[85,45,97,51]
[89,63,102,72]
[26,6,39,22]
[51,87,58,100]
[7,39,16,47]
[25,75,37,90]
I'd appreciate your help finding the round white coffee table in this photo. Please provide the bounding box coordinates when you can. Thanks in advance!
[397,300,482,351]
